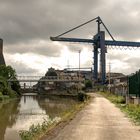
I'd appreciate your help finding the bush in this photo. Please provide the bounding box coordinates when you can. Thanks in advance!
[78,91,88,102]
[8,88,17,98]
[85,80,92,89]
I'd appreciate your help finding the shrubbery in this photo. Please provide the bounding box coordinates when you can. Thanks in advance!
[78,91,89,102]
[19,117,60,140]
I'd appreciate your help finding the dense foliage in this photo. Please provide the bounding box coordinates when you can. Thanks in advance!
[0,65,20,99]
[45,67,57,76]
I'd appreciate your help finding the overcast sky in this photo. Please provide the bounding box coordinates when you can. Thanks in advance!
[1,0,140,76]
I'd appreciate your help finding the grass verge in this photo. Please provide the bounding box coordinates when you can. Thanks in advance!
[119,104,140,125]
[98,91,140,125]
[98,91,125,104]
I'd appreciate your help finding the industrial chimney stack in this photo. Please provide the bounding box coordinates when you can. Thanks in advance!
[0,39,6,65]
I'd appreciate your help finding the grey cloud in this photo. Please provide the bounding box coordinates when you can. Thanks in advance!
[4,41,62,57]
[0,0,108,45]
[107,51,140,74]
[107,51,129,61]
[124,57,140,69]
[1,0,140,46]
[66,44,85,52]
[8,61,39,75]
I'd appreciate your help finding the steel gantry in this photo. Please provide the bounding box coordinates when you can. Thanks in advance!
[50,16,140,84]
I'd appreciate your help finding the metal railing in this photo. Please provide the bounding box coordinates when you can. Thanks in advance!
[8,75,84,82]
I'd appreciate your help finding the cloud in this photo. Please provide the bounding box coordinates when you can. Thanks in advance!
[0,0,140,44]
[4,41,63,57]
[12,62,39,75]
[5,52,54,75]
[1,0,140,75]
[5,54,39,75]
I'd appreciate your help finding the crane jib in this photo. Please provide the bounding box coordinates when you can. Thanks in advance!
[105,40,140,47]
[50,37,140,47]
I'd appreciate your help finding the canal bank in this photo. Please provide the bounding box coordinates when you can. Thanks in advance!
[0,92,87,140]
[41,93,140,140]
[19,91,90,140]
[40,93,92,140]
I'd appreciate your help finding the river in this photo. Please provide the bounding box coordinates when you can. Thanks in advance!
[0,93,78,140]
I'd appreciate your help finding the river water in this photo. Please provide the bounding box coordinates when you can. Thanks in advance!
[0,93,78,140]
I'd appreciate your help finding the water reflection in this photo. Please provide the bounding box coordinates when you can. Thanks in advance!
[0,93,77,140]
[0,100,20,140]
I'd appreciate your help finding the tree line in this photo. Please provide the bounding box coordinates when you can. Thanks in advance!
[0,65,20,100]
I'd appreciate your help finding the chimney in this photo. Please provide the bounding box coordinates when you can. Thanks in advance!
[0,39,6,65]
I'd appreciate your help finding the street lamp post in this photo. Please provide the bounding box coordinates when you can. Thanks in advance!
[78,50,81,92]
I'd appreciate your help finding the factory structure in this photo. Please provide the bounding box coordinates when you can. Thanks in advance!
[0,39,5,65]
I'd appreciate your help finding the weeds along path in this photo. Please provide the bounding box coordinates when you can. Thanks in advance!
[43,93,140,140]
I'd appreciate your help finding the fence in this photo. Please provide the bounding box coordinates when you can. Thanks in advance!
[128,70,140,97]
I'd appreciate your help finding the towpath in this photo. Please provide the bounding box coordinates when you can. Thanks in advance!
[43,93,140,140]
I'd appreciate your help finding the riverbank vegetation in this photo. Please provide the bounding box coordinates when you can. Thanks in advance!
[19,91,91,140]
[19,117,60,140]
[0,65,20,100]
[98,91,140,125]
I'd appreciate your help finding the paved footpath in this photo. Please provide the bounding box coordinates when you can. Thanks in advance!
[45,93,140,140]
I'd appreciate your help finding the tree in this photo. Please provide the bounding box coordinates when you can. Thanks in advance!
[0,65,20,96]
[0,65,16,79]
[45,67,57,76]
[0,76,8,95]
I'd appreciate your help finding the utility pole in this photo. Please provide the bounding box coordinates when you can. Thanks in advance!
[78,50,81,80]
[78,50,81,91]
[108,62,111,92]
[67,59,70,69]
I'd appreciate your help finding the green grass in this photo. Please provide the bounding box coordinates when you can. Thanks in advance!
[19,118,60,140]
[119,104,140,124]
[98,91,140,125]
[99,91,125,104]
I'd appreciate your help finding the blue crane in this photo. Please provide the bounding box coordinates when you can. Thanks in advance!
[50,16,140,84]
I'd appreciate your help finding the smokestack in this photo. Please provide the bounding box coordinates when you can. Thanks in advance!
[0,39,6,65]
